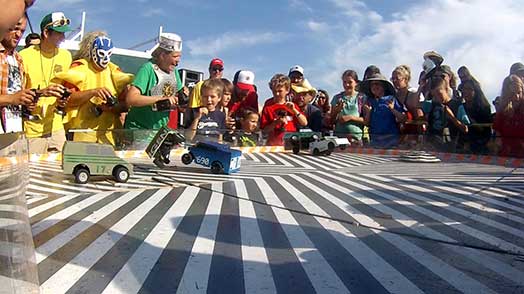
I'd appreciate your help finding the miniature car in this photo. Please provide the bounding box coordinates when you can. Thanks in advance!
[283,128,321,154]
[323,135,350,150]
[62,141,133,184]
[309,139,332,156]
[181,141,242,174]
[146,126,186,168]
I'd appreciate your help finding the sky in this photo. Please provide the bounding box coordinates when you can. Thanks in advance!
[26,0,524,104]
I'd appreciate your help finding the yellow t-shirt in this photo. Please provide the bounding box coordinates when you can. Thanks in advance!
[19,45,72,138]
[54,59,133,145]
[188,80,203,108]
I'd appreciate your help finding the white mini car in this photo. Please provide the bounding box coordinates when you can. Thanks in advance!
[323,136,350,150]
[309,139,332,156]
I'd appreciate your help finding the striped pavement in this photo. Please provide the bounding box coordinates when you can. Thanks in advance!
[21,151,524,293]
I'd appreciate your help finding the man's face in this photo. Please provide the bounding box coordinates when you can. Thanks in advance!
[293,91,313,107]
[209,65,224,79]
[0,0,32,37]
[158,51,181,73]
[289,72,303,84]
[44,29,66,48]
[1,17,26,50]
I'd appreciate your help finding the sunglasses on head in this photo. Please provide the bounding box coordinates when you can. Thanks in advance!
[44,18,71,30]
[211,67,224,72]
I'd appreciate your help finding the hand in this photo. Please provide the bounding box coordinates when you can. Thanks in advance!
[10,89,35,106]
[166,95,178,107]
[387,98,395,110]
[182,86,190,97]
[92,87,113,101]
[40,84,65,98]
[362,104,371,114]
[284,101,295,111]
[226,116,236,130]
[198,107,208,118]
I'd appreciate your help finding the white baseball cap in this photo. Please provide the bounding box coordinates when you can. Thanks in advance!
[289,65,304,76]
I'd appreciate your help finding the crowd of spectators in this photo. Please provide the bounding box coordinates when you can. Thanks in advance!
[1,8,523,158]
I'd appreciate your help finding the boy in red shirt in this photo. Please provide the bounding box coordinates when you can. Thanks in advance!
[260,74,307,145]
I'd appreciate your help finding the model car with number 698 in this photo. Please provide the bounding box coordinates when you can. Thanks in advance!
[181,141,242,174]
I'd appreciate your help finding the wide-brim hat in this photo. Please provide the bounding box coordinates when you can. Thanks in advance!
[40,12,72,33]
[291,78,316,96]
[423,50,444,66]
[359,73,396,97]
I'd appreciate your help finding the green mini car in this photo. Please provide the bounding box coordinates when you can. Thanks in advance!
[62,141,134,184]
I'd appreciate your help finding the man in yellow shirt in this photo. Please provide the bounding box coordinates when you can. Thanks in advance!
[20,12,72,153]
[186,58,224,124]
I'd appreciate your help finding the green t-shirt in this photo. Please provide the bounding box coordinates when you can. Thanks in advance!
[124,61,182,130]
[331,92,363,140]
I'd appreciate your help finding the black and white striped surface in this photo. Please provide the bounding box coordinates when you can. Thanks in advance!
[24,153,524,293]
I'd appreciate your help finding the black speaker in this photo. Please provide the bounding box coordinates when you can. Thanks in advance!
[178,69,204,127]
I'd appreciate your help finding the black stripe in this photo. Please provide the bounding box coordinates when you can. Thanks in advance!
[248,177,316,294]
[274,175,389,294]
[207,181,244,294]
[65,187,187,294]
[32,192,124,248]
[37,189,158,283]
[27,195,60,210]
[138,186,212,294]
[297,173,457,293]
[30,193,94,225]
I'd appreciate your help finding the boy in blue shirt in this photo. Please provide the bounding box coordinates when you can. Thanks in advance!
[188,78,226,143]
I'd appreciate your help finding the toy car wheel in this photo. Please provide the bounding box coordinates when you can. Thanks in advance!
[74,168,90,184]
[113,166,130,183]
[210,161,223,174]
[181,153,193,165]
[153,157,165,168]
[328,142,335,152]
[291,135,298,142]
[313,148,320,156]
[326,150,332,155]
[292,146,300,154]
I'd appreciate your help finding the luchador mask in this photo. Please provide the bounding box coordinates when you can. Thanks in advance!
[90,36,114,69]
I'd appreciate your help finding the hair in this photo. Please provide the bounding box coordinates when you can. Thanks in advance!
[24,33,40,48]
[242,108,260,120]
[74,31,107,60]
[221,78,234,94]
[457,65,470,77]
[430,77,447,91]
[364,65,381,80]
[341,69,359,82]
[392,65,411,83]
[268,73,290,90]
[500,74,524,115]
[201,78,224,98]
[460,79,491,110]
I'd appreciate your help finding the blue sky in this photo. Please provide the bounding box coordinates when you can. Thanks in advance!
[27,0,524,103]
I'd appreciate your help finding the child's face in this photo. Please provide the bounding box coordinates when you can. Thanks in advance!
[272,85,289,100]
[222,91,231,107]
[342,76,357,93]
[370,81,385,98]
[201,88,221,111]
[241,113,259,133]
[431,85,448,104]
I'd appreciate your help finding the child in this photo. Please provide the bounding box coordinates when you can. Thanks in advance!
[188,78,226,142]
[424,77,470,152]
[260,74,307,146]
[238,109,260,147]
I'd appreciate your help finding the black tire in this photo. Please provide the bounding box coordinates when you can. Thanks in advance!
[153,157,165,168]
[211,161,223,174]
[328,142,335,152]
[292,146,300,154]
[181,153,193,165]
[113,166,130,183]
[74,167,90,184]
[313,148,320,156]
[326,150,332,155]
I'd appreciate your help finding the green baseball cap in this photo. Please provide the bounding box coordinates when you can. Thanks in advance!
[40,12,72,33]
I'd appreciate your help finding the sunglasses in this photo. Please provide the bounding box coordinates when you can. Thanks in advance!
[211,67,224,72]
[44,18,71,30]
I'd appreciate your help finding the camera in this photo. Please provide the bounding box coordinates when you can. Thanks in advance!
[152,98,173,112]
[276,109,288,118]
[93,96,118,117]
[176,88,189,106]
[55,89,71,116]
[22,89,41,121]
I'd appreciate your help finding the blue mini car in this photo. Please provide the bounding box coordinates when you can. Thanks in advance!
[181,141,242,174]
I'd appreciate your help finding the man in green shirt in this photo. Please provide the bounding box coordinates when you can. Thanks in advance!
[124,33,183,132]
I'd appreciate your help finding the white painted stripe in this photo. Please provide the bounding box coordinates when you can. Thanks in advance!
[35,190,144,263]
[302,154,341,170]
[285,174,423,294]
[255,178,350,294]
[31,191,114,236]
[302,173,496,294]
[176,183,223,294]
[235,180,276,294]
[26,184,71,197]
[30,177,102,194]
[244,152,260,162]
[26,194,49,204]
[281,153,315,169]
[291,174,524,287]
[320,154,364,167]
[101,186,199,294]
[28,193,85,216]
[40,188,173,294]
[263,153,293,167]
[358,174,524,247]
[254,153,275,165]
